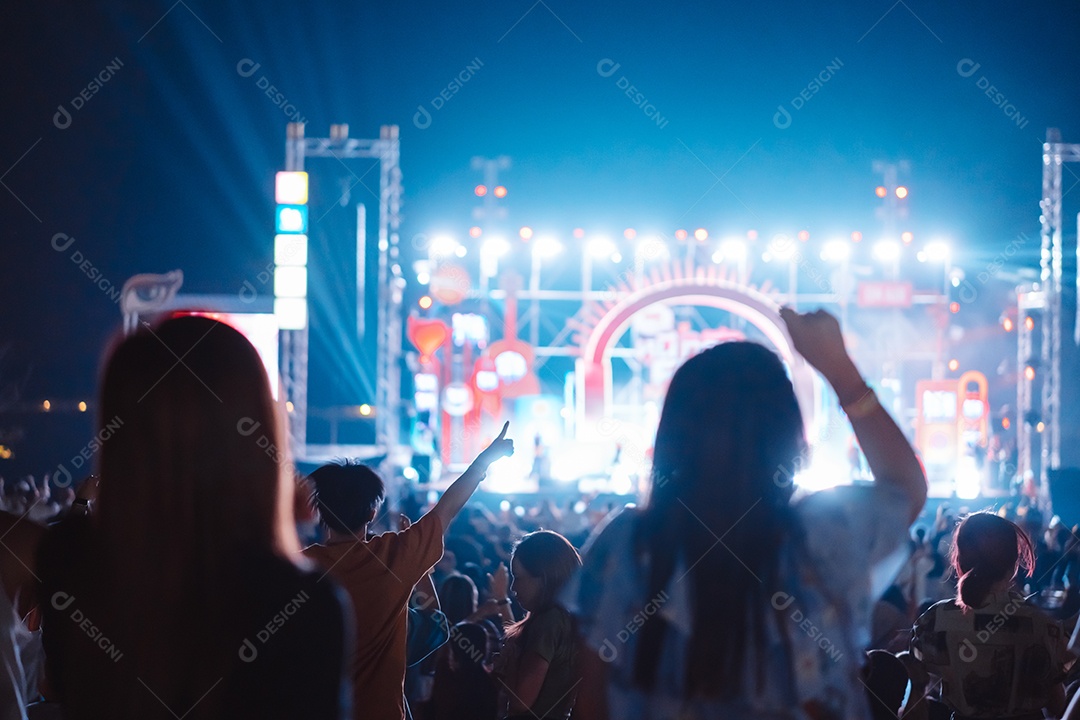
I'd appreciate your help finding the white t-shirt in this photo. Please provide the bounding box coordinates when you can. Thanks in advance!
[562,484,912,720]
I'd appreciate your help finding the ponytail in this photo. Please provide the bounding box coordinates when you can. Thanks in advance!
[951,512,1035,611]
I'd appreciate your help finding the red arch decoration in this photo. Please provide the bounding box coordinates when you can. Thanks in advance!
[575,273,817,433]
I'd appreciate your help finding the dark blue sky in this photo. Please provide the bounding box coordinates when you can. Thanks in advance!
[2,0,1079,471]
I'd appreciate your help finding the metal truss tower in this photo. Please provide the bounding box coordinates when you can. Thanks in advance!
[282,123,403,454]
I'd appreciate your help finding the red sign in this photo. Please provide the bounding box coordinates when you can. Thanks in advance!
[857,281,913,308]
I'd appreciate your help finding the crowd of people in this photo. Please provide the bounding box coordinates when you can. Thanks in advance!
[1,307,1078,720]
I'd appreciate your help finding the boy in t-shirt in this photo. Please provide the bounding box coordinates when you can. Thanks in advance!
[304,423,514,720]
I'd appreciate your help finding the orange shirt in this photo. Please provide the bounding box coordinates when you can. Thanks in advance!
[304,512,444,720]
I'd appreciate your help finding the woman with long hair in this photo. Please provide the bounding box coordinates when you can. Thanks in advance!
[568,308,927,720]
[37,315,351,719]
[909,511,1071,719]
[495,530,582,720]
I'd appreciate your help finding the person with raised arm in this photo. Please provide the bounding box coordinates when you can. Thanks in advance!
[567,307,927,720]
[305,422,514,720]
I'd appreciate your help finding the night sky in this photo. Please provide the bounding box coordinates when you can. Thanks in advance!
[3,0,1079,475]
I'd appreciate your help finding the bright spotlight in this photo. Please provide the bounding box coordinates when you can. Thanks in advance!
[482,235,510,258]
[872,240,901,263]
[924,240,951,263]
[820,239,851,263]
[719,238,748,261]
[430,234,458,258]
[587,236,616,259]
[769,234,796,260]
[637,237,669,261]
[533,235,563,259]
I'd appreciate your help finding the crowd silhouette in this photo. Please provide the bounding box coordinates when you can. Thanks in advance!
[1,307,1077,720]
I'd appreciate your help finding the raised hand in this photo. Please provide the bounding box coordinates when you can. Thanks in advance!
[779,307,855,382]
[487,562,509,599]
[476,422,514,469]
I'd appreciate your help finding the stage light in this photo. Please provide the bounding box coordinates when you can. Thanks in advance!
[274,234,308,266]
[711,250,723,264]
[42,400,50,411]
[797,230,810,242]
[875,186,887,198]
[474,185,488,197]
[519,226,534,240]
[901,231,914,244]
[851,231,862,242]
[275,298,307,330]
[611,252,622,262]
[675,229,688,241]
[482,235,510,258]
[275,171,309,204]
[1037,421,1045,433]
[769,234,796,260]
[533,235,563,259]
[430,235,459,258]
[747,229,759,240]
[1025,316,1035,331]
[573,228,585,239]
[359,404,372,416]
[820,239,851,262]
[1003,317,1014,332]
[284,401,294,413]
[1002,417,1010,430]
[1024,366,1036,381]
[948,359,959,371]
[924,240,950,262]
[78,401,87,412]
[623,228,637,240]
[402,467,419,481]
[694,228,708,241]
[455,245,467,258]
[872,240,901,263]
[417,271,430,285]
[275,205,308,234]
[493,185,507,198]
[274,266,307,297]
[949,302,960,313]
[469,226,482,238]
[637,237,669,261]
[955,456,980,499]
[719,238,748,261]
[419,295,433,310]
[587,236,616,259]
[895,186,909,199]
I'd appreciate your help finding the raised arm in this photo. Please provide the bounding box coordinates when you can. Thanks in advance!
[431,422,514,532]
[781,308,927,523]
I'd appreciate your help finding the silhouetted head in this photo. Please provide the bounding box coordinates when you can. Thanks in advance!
[99,314,296,557]
[952,511,1035,610]
[441,573,479,625]
[309,460,385,534]
[650,341,805,512]
[510,530,581,613]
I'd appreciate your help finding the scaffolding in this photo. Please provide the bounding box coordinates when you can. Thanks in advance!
[282,123,403,455]
[1017,128,1080,495]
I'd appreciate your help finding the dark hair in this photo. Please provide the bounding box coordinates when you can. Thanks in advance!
[510,530,581,613]
[309,460,385,534]
[505,530,581,646]
[952,511,1035,610]
[634,341,805,699]
[449,621,491,671]
[94,315,298,707]
[441,574,479,625]
[862,650,909,720]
